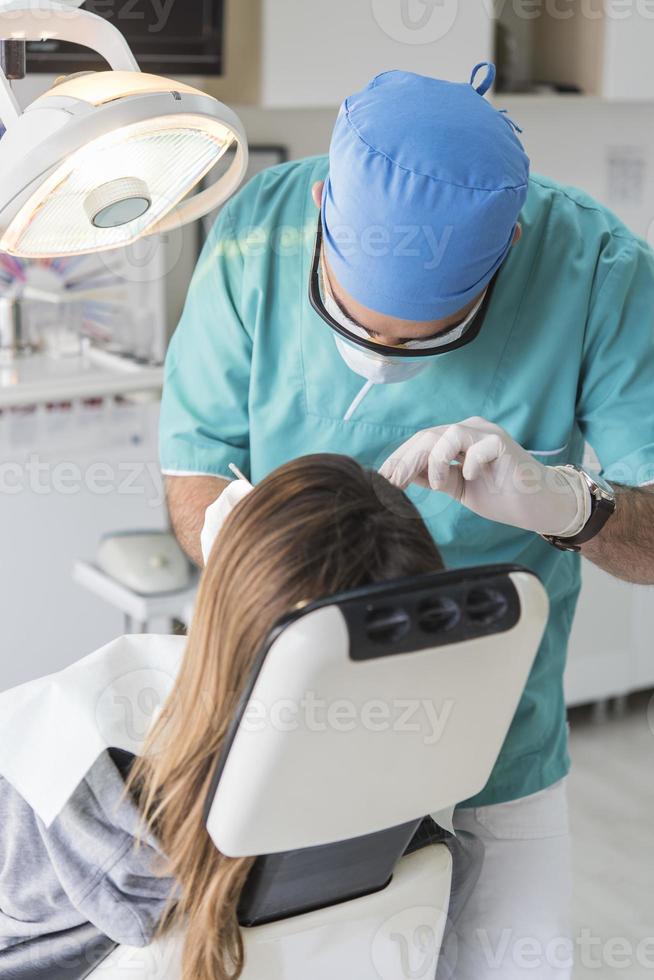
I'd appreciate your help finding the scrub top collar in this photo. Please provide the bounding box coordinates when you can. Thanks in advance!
[308,214,501,359]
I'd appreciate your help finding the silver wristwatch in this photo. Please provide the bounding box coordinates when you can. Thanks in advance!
[542,465,616,553]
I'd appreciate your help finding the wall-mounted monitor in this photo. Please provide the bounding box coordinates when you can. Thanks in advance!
[26,0,225,76]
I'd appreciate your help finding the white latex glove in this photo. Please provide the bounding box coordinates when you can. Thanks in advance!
[379,417,591,537]
[201,479,254,565]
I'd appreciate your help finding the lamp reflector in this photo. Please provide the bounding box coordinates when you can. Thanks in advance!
[2,116,233,256]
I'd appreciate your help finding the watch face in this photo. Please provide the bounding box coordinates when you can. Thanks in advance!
[593,473,614,497]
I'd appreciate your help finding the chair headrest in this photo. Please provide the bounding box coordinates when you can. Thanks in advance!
[205,564,548,857]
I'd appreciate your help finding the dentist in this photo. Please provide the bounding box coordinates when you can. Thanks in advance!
[160,64,654,979]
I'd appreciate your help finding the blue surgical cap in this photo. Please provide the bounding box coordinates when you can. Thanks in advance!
[321,64,530,321]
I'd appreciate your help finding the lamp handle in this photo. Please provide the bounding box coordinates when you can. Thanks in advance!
[0,0,139,72]
[151,137,249,237]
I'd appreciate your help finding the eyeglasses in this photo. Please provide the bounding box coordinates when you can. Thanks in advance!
[308,214,499,358]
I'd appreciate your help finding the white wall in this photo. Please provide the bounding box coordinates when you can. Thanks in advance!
[232,104,335,160]
[259,0,493,107]
[0,401,165,690]
[603,10,654,99]
[501,96,654,241]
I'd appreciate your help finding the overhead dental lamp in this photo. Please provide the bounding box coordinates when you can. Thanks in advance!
[0,0,248,257]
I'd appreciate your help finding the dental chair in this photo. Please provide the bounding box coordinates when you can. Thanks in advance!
[6,564,548,980]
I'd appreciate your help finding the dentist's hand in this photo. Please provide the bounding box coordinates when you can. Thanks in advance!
[201,479,254,565]
[379,417,590,537]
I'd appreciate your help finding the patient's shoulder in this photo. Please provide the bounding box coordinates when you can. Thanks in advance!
[0,634,186,828]
[0,752,173,952]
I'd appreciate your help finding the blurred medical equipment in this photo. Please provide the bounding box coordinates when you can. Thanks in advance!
[0,274,127,361]
[0,0,247,257]
[73,555,198,637]
[0,242,170,366]
[97,530,192,596]
[0,564,548,979]
[0,292,30,357]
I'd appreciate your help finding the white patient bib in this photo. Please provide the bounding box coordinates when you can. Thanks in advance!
[0,634,185,827]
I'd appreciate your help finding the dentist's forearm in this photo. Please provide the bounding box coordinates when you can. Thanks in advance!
[580,484,654,584]
[165,474,229,567]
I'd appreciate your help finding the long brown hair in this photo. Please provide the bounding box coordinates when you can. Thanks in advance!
[129,454,442,980]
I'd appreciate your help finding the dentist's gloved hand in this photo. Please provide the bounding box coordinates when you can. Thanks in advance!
[201,479,254,565]
[380,417,591,537]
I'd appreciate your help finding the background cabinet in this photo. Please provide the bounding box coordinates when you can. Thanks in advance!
[495,0,654,99]
[208,0,654,106]
[565,563,654,706]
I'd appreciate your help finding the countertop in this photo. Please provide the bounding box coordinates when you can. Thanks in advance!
[0,345,164,409]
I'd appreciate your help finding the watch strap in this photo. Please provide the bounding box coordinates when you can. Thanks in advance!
[542,466,616,552]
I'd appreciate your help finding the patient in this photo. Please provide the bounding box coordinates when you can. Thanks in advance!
[0,454,443,980]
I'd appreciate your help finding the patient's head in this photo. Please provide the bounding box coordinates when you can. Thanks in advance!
[132,454,441,980]
[199,453,442,675]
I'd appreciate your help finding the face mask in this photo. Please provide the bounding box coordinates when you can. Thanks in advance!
[334,333,426,384]
[323,286,486,384]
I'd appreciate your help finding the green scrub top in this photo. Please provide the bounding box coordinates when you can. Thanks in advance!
[160,155,654,807]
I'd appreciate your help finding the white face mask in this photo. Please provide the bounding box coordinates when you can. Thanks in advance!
[334,331,427,384]
[321,269,486,385]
